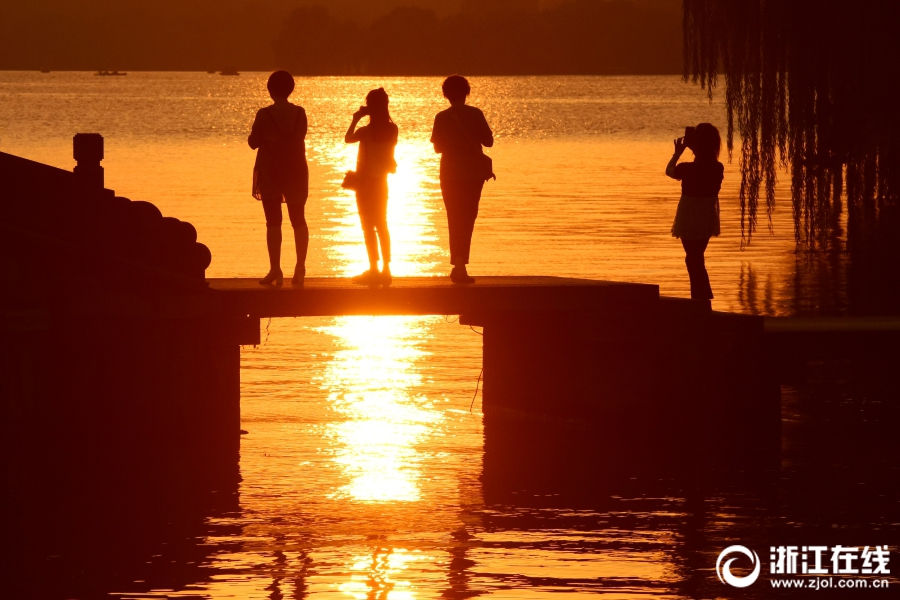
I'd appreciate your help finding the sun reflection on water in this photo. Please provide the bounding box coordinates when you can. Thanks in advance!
[338,547,430,599]
[317,316,442,504]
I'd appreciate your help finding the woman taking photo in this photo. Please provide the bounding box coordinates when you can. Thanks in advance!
[345,88,398,285]
[666,122,723,309]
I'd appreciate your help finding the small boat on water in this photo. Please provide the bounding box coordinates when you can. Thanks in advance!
[219,67,240,76]
[96,70,127,76]
[39,69,51,73]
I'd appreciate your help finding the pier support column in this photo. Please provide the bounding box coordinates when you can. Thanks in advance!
[472,299,780,475]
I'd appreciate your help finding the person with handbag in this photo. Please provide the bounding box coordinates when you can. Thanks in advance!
[344,88,398,285]
[249,70,309,286]
[430,75,494,284]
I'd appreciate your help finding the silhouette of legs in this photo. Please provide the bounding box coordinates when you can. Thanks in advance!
[285,194,308,284]
[354,182,391,284]
[261,193,308,286]
[374,219,391,265]
[681,237,713,301]
[261,195,285,286]
[441,178,483,271]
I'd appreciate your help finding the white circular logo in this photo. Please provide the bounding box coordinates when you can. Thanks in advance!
[716,545,761,588]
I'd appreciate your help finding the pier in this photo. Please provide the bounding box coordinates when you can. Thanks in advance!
[207,275,658,319]
[5,135,897,492]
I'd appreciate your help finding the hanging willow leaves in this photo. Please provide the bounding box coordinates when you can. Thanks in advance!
[683,0,900,249]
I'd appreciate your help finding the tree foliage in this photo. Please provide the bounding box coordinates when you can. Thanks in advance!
[683,0,900,249]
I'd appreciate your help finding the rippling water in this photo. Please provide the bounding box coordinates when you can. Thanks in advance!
[2,73,896,599]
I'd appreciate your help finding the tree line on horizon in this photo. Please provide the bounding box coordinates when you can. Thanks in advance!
[0,0,681,74]
[274,0,681,75]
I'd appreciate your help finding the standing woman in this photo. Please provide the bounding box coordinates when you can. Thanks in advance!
[666,122,723,308]
[249,70,309,286]
[431,75,494,284]
[345,88,398,285]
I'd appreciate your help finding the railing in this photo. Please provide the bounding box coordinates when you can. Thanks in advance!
[0,134,211,297]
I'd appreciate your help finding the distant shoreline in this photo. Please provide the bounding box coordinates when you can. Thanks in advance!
[3,69,686,76]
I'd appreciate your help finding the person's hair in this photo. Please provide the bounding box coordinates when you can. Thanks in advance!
[267,70,295,99]
[442,75,470,102]
[692,122,721,160]
[365,87,392,122]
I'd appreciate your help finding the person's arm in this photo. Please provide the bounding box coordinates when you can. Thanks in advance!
[430,114,444,154]
[345,107,367,144]
[248,110,263,149]
[297,108,308,140]
[478,110,494,148]
[665,137,687,179]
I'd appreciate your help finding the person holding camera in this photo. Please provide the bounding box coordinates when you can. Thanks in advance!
[249,70,309,287]
[666,122,723,308]
[344,88,398,285]
[431,75,494,284]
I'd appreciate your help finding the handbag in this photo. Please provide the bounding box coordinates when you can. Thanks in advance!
[341,170,359,190]
[477,152,495,181]
[449,107,496,182]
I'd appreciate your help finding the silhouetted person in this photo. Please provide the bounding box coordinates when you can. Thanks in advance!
[666,123,723,308]
[431,75,494,284]
[249,70,309,286]
[345,88,398,285]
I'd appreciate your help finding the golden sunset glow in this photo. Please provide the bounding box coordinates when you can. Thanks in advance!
[9,1,894,588]
[317,316,441,503]
[338,548,429,599]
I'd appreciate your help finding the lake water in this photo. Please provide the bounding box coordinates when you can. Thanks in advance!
[1,72,895,599]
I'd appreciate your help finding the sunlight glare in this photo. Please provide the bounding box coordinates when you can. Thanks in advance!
[318,316,442,503]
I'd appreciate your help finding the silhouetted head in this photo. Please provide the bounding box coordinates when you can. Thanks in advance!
[267,70,295,100]
[687,123,721,160]
[365,87,391,122]
[442,75,470,105]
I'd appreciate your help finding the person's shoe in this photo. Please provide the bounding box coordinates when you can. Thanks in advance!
[292,265,305,286]
[352,269,379,285]
[380,266,392,286]
[450,266,475,284]
[259,269,283,287]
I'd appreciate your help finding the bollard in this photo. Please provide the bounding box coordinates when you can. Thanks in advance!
[73,133,104,189]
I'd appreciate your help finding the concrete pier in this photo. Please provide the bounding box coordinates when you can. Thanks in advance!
[6,137,880,490]
[208,276,778,463]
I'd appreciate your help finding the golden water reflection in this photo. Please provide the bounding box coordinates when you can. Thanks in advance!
[318,317,442,504]
[315,127,446,506]
[310,123,449,595]
[338,547,430,600]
